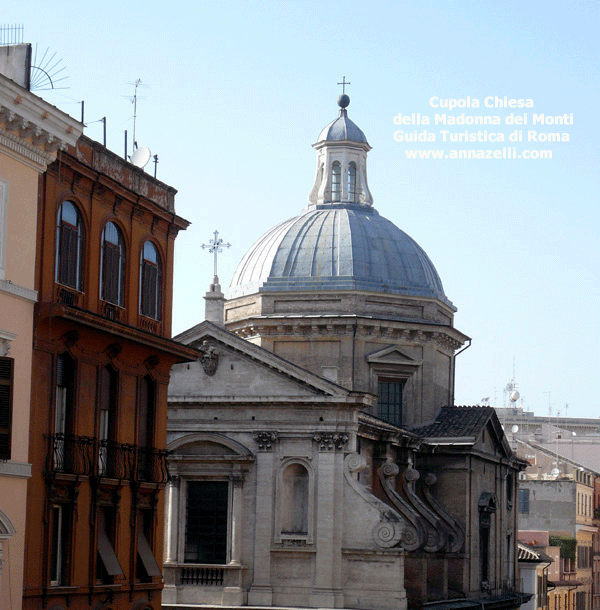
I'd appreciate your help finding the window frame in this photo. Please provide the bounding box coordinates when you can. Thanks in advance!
[347,161,357,202]
[100,221,126,307]
[331,161,341,202]
[139,241,163,321]
[377,378,405,427]
[50,503,71,586]
[184,480,229,565]
[55,200,84,292]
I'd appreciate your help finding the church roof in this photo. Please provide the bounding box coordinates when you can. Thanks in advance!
[317,107,368,144]
[228,95,452,308]
[410,406,496,439]
[229,204,451,303]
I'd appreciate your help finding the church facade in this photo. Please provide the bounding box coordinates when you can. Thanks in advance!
[164,95,526,610]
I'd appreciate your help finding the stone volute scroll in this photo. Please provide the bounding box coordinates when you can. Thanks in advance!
[377,459,425,551]
[422,472,465,553]
[344,453,404,549]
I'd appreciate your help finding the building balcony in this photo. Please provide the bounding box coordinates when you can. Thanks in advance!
[47,434,169,484]
[162,563,246,607]
[54,284,84,307]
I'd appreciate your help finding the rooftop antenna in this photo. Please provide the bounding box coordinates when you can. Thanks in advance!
[129,78,145,157]
[0,24,23,45]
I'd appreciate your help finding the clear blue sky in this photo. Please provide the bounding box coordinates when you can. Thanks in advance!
[6,0,599,418]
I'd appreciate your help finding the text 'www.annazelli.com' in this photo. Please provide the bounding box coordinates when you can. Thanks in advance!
[404,148,552,160]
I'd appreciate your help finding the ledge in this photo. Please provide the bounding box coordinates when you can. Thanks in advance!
[0,460,32,478]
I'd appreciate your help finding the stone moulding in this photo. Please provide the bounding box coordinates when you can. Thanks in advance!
[313,432,349,451]
[252,431,279,451]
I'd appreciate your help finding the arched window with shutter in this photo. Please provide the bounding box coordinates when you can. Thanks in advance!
[56,201,84,291]
[139,241,162,320]
[100,222,125,306]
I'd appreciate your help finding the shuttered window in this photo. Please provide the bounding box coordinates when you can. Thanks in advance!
[101,222,125,306]
[56,201,84,291]
[139,242,162,320]
[0,356,14,460]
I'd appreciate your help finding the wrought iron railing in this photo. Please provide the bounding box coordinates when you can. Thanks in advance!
[137,446,170,484]
[55,285,82,306]
[102,302,123,321]
[48,434,169,484]
[50,433,95,476]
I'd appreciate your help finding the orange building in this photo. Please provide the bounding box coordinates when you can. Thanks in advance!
[22,135,198,610]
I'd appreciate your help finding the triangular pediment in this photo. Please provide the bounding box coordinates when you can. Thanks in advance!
[171,320,352,399]
[366,345,422,367]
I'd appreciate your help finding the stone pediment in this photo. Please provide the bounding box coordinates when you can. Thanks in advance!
[366,345,422,368]
[172,320,356,399]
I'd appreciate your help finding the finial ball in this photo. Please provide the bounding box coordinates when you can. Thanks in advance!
[338,94,350,108]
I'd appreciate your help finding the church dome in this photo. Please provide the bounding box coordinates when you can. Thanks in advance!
[228,95,452,308]
[229,205,450,303]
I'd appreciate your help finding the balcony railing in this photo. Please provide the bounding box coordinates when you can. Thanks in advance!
[50,433,95,476]
[47,434,168,484]
[481,579,524,598]
[55,285,83,307]
[180,566,225,586]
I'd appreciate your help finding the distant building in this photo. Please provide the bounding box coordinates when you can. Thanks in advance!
[515,440,599,610]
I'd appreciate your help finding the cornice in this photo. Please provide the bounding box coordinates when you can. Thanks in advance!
[0,279,37,302]
[0,127,53,171]
[228,316,466,352]
[0,73,82,153]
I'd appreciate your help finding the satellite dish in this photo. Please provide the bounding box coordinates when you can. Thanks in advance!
[511,425,519,434]
[131,146,151,168]
[510,390,520,402]
[550,467,560,477]
[572,431,577,437]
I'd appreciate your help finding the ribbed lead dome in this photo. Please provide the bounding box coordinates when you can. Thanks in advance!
[228,96,452,308]
[229,204,450,305]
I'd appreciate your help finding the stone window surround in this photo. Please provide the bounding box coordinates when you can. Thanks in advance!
[274,457,315,546]
[165,433,253,568]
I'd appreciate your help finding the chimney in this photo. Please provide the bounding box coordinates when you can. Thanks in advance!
[204,276,225,327]
[0,43,31,89]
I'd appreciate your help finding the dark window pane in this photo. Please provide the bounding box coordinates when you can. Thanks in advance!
[377,380,403,427]
[185,481,228,564]
[0,357,13,460]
